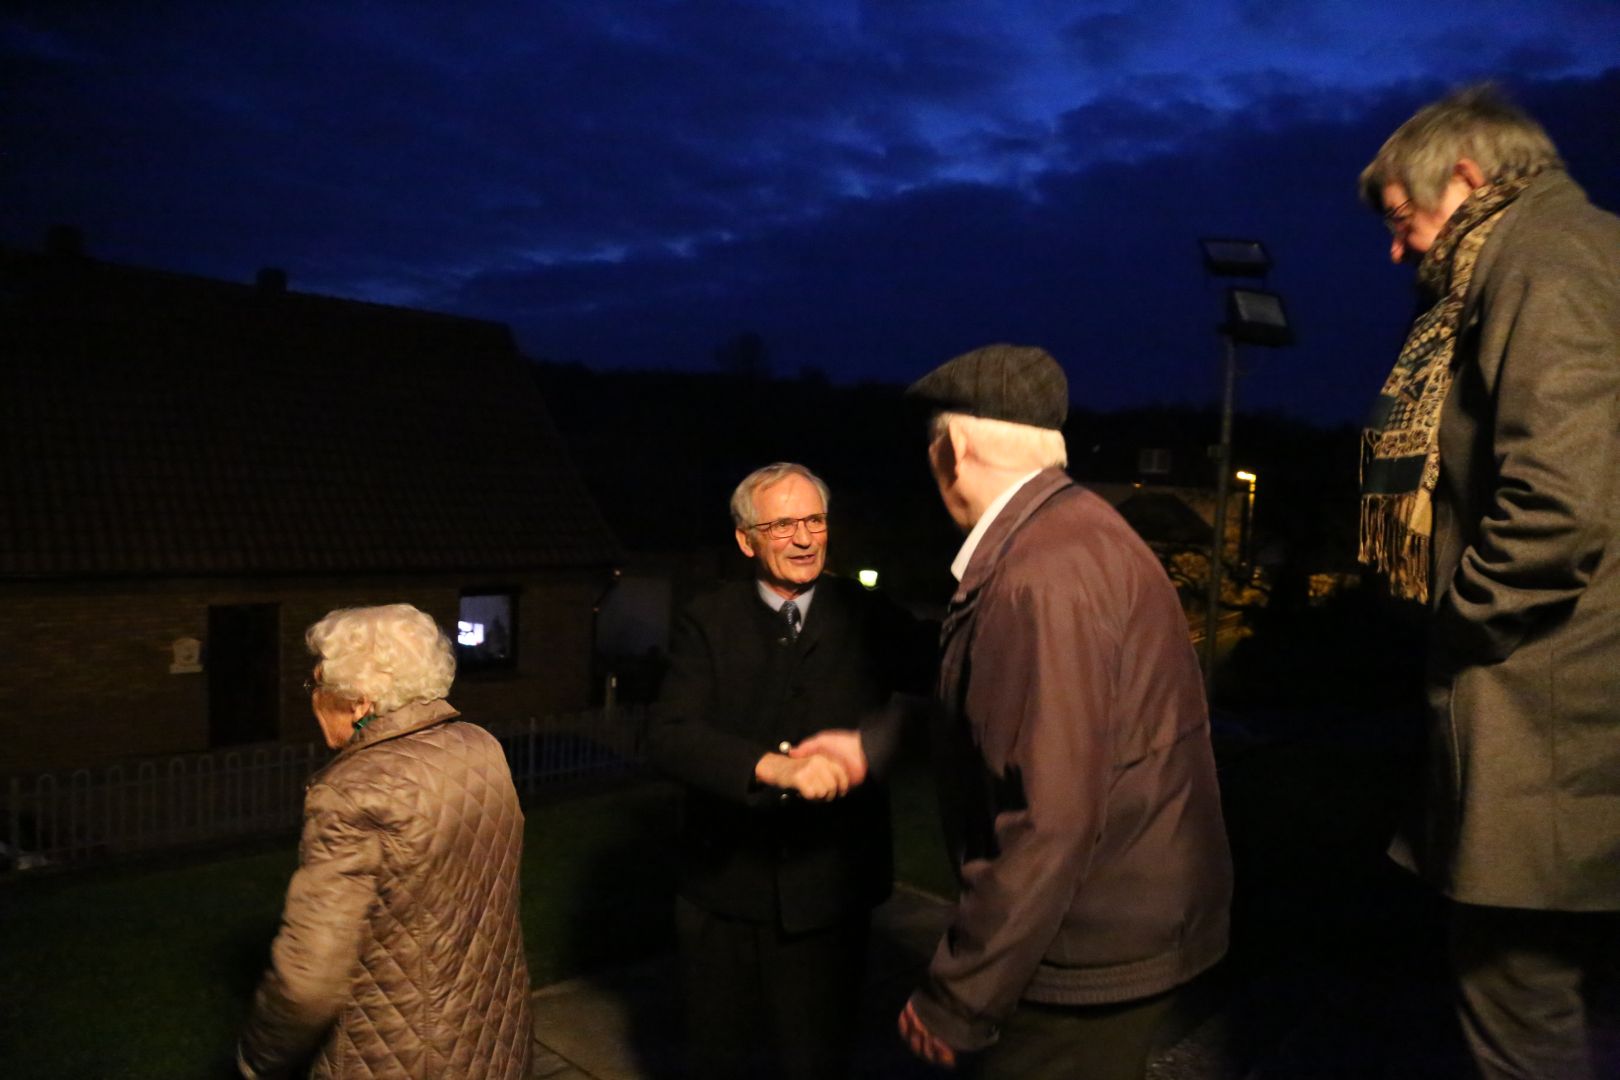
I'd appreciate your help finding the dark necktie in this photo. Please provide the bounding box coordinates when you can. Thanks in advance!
[781,599,802,639]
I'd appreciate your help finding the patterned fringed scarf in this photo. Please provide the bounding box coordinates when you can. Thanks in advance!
[1359,172,1540,601]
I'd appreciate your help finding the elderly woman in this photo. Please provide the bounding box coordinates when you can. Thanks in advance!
[238,604,531,1079]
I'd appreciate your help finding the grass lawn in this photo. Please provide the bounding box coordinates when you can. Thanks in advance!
[0,760,952,1078]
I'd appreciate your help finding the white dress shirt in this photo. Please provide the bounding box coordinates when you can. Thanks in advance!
[949,469,1044,582]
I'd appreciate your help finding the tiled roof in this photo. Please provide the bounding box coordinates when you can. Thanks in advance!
[1113,490,1215,547]
[0,249,622,578]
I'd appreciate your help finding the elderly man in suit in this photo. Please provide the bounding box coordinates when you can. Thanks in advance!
[1359,85,1620,1079]
[896,345,1232,1079]
[648,461,926,1080]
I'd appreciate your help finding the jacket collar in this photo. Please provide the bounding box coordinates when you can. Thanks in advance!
[952,467,1073,603]
[335,698,459,758]
[752,574,848,652]
[1464,168,1578,318]
[307,698,459,787]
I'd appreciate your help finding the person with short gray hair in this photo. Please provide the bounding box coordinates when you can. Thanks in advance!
[1359,85,1620,1080]
[238,604,531,1079]
[649,463,930,1079]
[729,461,831,532]
[1358,84,1562,215]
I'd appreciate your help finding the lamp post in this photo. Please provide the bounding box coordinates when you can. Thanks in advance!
[1198,239,1292,693]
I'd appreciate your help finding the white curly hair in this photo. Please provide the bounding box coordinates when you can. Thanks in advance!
[306,604,456,715]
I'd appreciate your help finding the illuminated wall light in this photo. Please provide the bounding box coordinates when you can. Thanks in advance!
[857,569,879,589]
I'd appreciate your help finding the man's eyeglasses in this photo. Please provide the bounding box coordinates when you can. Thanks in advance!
[1383,197,1414,235]
[750,512,830,539]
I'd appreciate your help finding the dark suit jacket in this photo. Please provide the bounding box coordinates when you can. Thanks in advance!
[649,574,930,934]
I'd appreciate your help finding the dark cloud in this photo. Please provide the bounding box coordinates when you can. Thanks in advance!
[1233,0,1306,33]
[1052,97,1223,165]
[444,68,1620,425]
[1061,11,1152,70]
[0,2,1006,285]
[4,4,1617,425]
[1496,40,1581,75]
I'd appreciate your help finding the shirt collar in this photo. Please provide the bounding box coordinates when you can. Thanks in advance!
[950,469,1044,581]
[756,578,816,620]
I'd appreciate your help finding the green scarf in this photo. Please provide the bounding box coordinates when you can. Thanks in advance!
[1359,172,1539,601]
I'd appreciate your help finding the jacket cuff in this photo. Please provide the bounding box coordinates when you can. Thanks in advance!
[908,984,999,1054]
[858,698,912,779]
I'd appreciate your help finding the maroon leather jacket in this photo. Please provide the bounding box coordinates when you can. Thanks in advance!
[912,469,1232,1051]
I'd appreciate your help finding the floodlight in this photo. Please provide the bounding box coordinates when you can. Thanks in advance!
[1224,288,1292,347]
[1199,238,1271,278]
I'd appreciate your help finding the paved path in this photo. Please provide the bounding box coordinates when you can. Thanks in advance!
[527,883,1257,1079]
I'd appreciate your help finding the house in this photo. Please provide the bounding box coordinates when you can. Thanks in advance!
[0,236,621,772]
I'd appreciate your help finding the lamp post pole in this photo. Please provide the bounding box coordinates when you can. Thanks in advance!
[1197,237,1289,697]
[1203,333,1237,692]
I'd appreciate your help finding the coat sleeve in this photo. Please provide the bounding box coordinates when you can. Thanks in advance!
[238,783,381,1078]
[647,604,775,805]
[911,572,1116,1051]
[1437,231,1620,664]
[855,592,937,780]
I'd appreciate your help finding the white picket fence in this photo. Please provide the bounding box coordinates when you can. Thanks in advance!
[1,707,648,876]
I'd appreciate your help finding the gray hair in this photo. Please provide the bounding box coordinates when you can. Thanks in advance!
[1359,84,1562,210]
[729,462,830,529]
[931,411,1068,470]
[307,603,456,715]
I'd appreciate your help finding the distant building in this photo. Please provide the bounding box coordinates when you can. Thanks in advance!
[0,239,621,772]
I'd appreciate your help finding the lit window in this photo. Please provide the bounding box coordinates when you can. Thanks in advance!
[457,591,516,669]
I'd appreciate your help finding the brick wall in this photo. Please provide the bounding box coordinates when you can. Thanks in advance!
[0,570,605,773]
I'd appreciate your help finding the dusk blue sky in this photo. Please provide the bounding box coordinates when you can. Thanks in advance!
[4,2,1618,424]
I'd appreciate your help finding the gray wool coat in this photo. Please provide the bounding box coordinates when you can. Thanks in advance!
[1391,170,1620,912]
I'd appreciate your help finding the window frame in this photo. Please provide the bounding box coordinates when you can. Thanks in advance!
[455,587,520,673]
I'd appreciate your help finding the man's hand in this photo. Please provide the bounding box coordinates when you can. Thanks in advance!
[787,729,868,787]
[898,1000,957,1069]
[754,752,850,801]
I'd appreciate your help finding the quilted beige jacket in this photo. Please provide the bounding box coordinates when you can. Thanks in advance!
[239,700,532,1079]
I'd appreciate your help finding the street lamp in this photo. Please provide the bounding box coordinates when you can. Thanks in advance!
[1225,288,1293,348]
[1234,470,1257,577]
[1198,239,1291,692]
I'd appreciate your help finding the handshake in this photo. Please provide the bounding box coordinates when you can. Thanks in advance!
[753,729,868,802]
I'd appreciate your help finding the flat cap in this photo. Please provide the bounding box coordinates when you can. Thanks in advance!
[905,343,1068,430]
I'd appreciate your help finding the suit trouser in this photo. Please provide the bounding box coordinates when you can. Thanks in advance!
[1449,902,1620,1080]
[958,990,1176,1080]
[675,896,869,1080]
